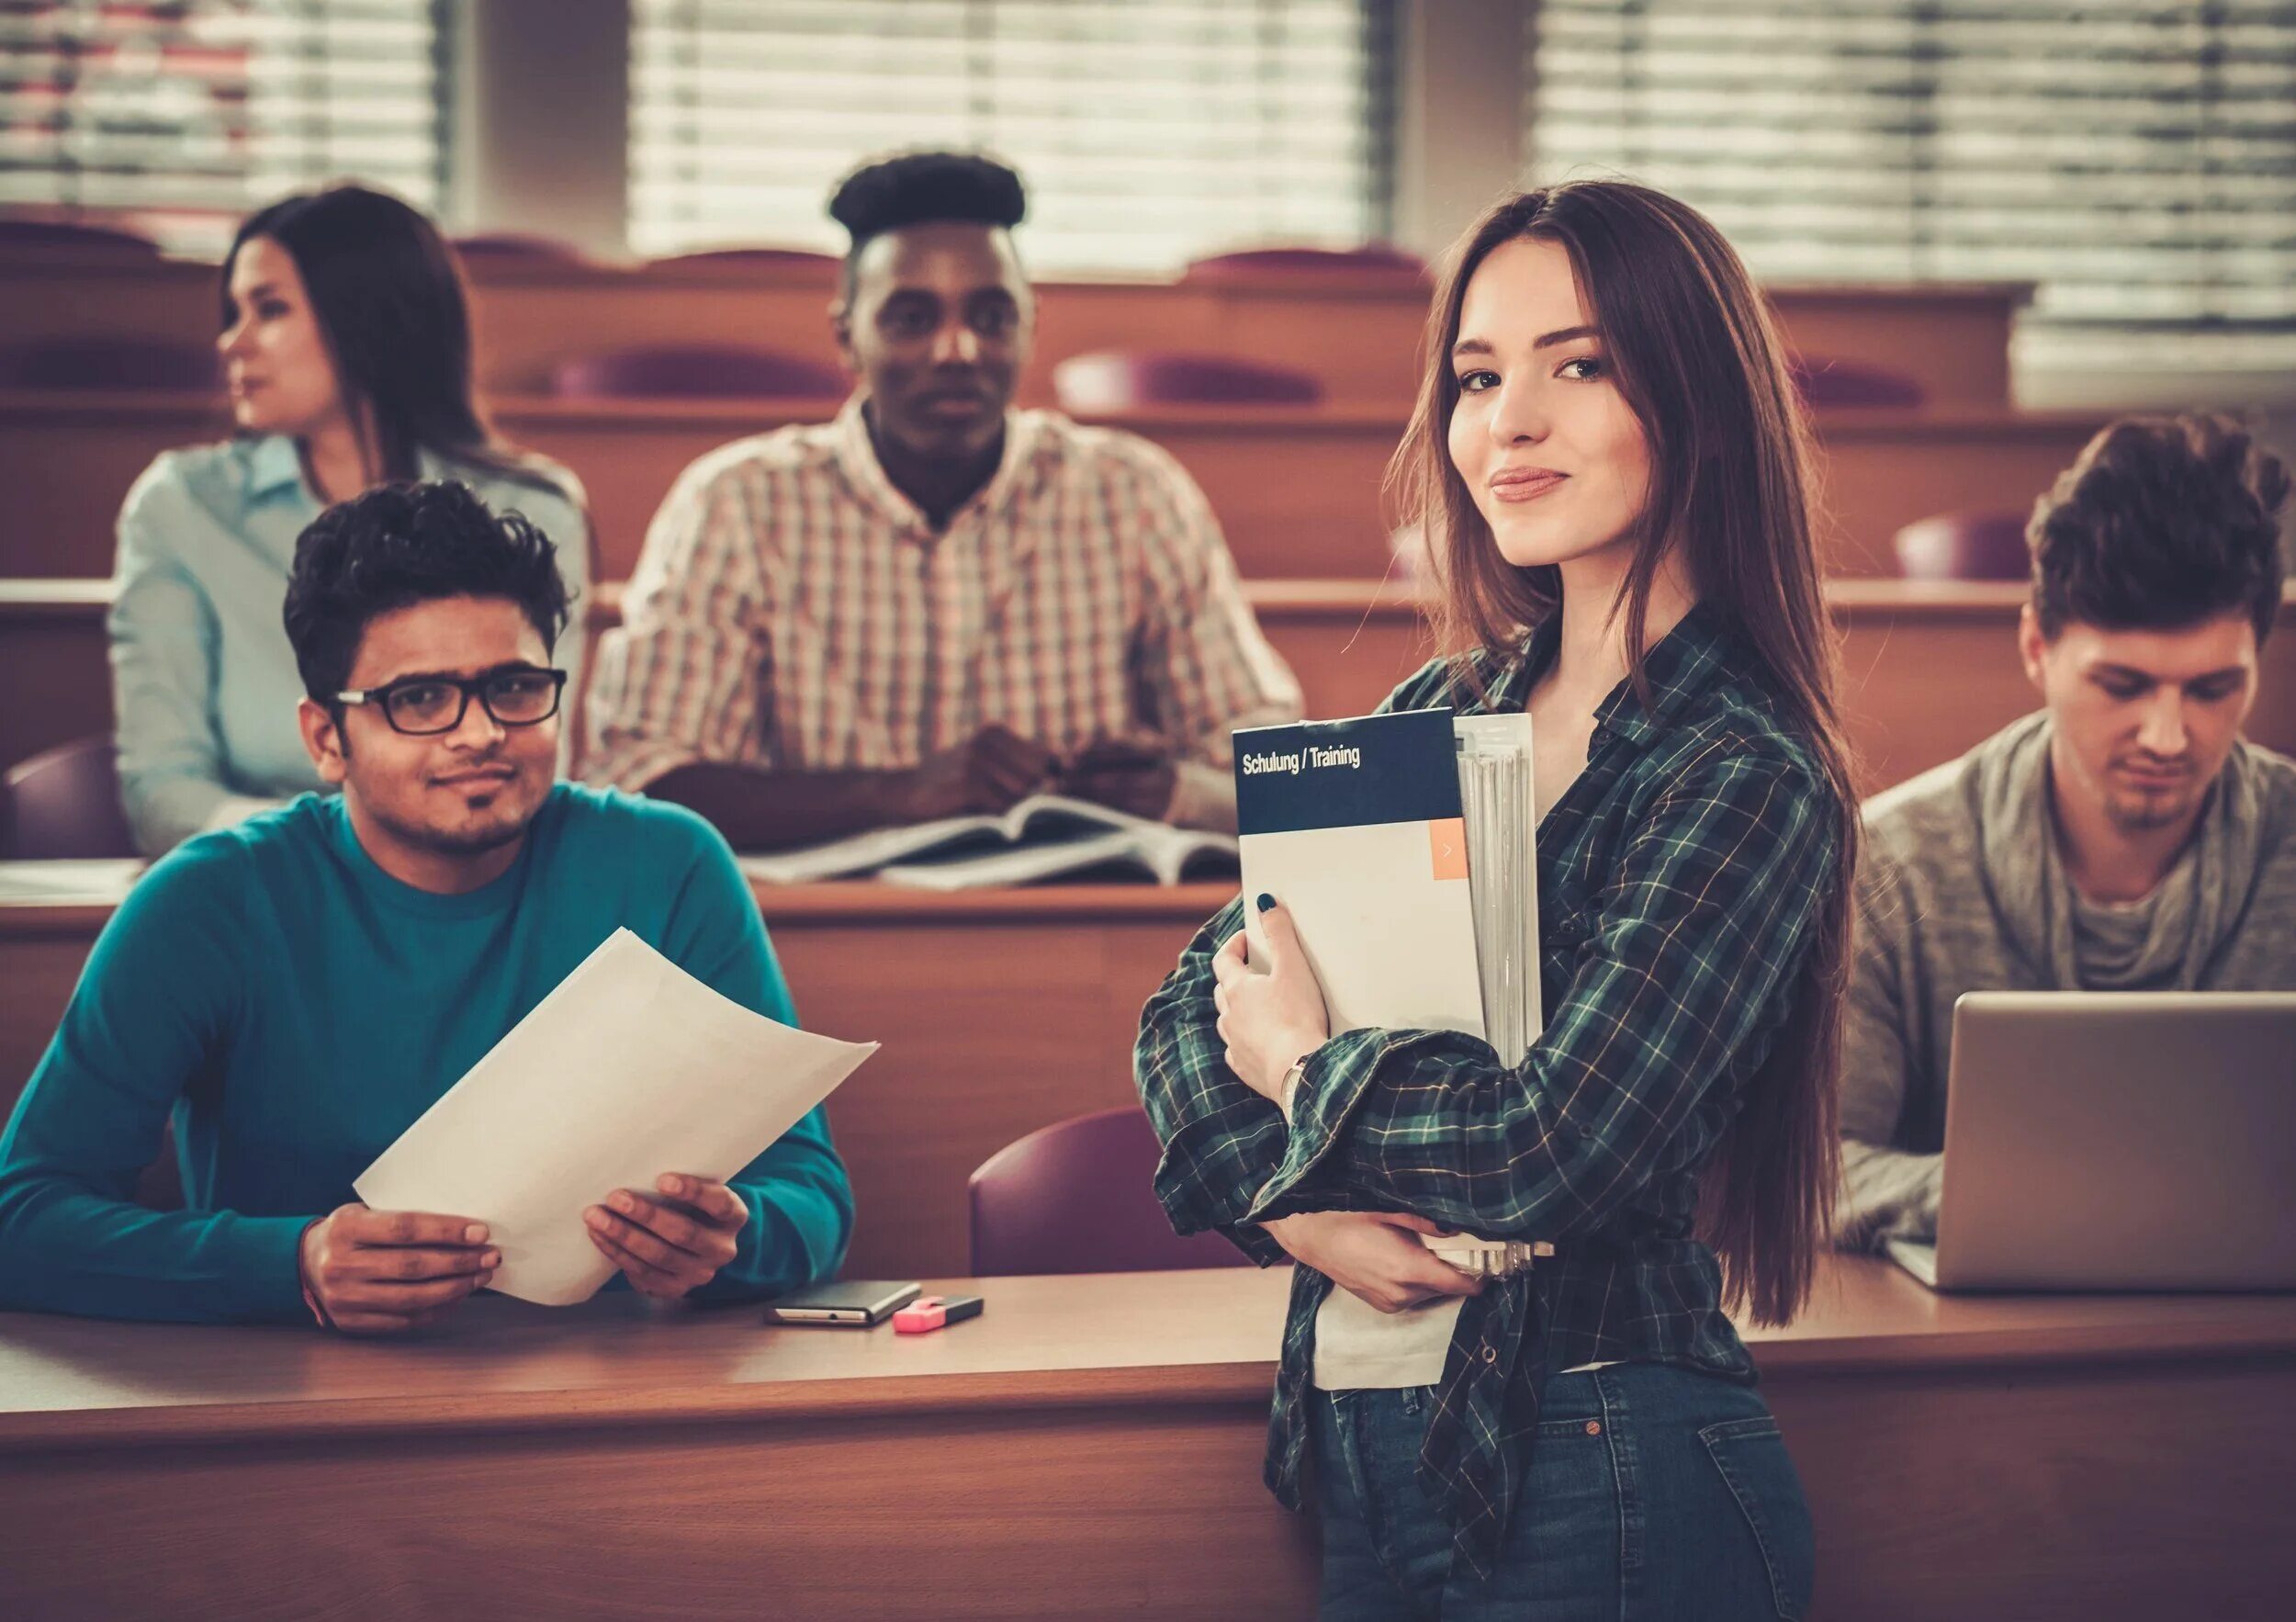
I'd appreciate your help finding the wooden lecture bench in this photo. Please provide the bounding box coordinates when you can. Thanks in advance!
[0,244,2029,411]
[0,876,1228,1282]
[0,390,2104,581]
[6,577,2291,795]
[0,1257,2289,1618]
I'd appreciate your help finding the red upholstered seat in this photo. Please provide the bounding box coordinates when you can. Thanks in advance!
[1052,350,1324,412]
[1786,355,1926,409]
[0,335,219,391]
[1893,510,2032,581]
[645,246,840,273]
[1184,243,1429,283]
[0,220,160,256]
[546,343,847,401]
[4,736,136,859]
[968,1106,1255,1276]
[449,232,593,267]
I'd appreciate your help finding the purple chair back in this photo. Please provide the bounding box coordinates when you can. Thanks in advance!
[1053,350,1324,413]
[0,219,159,256]
[1893,510,2034,582]
[547,343,847,401]
[647,246,840,273]
[4,737,136,859]
[968,1106,1253,1276]
[1787,355,1925,410]
[450,232,591,268]
[0,335,219,391]
[1185,244,1428,283]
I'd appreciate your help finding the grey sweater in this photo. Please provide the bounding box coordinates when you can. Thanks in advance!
[1837,711,2296,1249]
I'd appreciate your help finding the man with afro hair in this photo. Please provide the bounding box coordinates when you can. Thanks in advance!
[587,150,1300,848]
[1837,414,2296,1250]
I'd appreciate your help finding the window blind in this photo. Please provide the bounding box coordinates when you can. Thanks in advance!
[628,0,1392,273]
[0,0,443,254]
[1525,1,2296,383]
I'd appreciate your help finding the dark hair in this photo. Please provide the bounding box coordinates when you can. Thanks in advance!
[223,185,543,490]
[827,150,1027,297]
[1390,180,1858,1326]
[283,480,570,704]
[2029,413,2289,648]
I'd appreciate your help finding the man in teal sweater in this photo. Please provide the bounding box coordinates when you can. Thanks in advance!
[0,481,852,1330]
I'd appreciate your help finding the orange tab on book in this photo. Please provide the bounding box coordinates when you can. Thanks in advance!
[1428,817,1469,881]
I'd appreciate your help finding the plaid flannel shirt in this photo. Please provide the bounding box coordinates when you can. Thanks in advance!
[1134,603,1842,1577]
[583,395,1300,828]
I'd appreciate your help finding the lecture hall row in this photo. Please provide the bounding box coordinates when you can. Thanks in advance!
[6,236,2101,580]
[6,235,2296,1286]
[2,224,2292,1622]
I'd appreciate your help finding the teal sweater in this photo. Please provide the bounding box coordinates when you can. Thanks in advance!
[0,785,852,1323]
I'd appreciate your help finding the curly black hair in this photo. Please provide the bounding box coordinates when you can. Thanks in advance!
[2029,414,2289,647]
[827,150,1026,296]
[282,480,571,704]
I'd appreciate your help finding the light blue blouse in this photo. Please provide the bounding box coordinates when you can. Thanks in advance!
[108,434,591,855]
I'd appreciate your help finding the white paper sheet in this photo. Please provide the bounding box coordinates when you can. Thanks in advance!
[354,928,878,1306]
[0,859,143,907]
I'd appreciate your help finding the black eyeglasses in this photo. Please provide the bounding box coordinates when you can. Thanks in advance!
[334,668,568,737]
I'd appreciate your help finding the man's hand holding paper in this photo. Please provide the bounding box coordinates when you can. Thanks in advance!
[585,1173,748,1300]
[355,929,877,1309]
[297,1204,500,1335]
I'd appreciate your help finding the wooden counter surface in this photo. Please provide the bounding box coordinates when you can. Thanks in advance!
[13,576,2290,794]
[1,1257,2290,1619]
[6,1256,2292,1449]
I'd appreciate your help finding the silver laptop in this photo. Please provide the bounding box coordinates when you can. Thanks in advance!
[1887,991,2296,1292]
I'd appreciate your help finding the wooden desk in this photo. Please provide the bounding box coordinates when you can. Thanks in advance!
[6,582,2290,1270]
[0,575,1442,779]
[0,390,2100,582]
[0,879,1226,1280]
[10,576,2292,794]
[0,1258,2289,1619]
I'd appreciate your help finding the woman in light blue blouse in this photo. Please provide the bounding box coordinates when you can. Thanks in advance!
[109,185,592,854]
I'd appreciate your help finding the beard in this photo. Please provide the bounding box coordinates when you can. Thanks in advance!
[2101,775,2206,833]
[366,782,539,858]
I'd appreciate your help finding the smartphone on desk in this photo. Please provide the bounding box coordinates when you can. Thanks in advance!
[761,1280,921,1327]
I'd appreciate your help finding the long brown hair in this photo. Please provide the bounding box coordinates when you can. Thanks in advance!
[1390,180,1859,1324]
[223,186,556,497]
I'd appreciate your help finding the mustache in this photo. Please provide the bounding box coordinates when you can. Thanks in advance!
[428,758,519,783]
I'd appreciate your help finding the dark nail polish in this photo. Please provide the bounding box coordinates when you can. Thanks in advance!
[1256,893,1277,913]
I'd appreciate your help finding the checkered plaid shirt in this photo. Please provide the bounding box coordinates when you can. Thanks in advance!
[584,395,1300,825]
[1134,603,1843,1576]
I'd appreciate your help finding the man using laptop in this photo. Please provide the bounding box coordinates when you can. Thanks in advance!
[583,150,1301,847]
[1839,414,2296,1250]
[0,482,852,1329]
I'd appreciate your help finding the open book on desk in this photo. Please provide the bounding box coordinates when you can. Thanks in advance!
[738,794,1239,890]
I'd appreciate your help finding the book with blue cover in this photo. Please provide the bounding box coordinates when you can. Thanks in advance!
[1235,705,1546,1327]
[1234,707,1490,1043]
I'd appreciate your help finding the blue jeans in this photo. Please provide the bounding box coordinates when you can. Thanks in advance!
[1311,1364,1814,1621]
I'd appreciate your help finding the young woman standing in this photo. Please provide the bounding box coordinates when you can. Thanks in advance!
[1137,180,1859,1618]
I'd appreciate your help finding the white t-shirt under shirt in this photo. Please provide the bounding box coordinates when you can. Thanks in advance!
[1313,1287,1470,1389]
[1308,1246,1615,1390]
